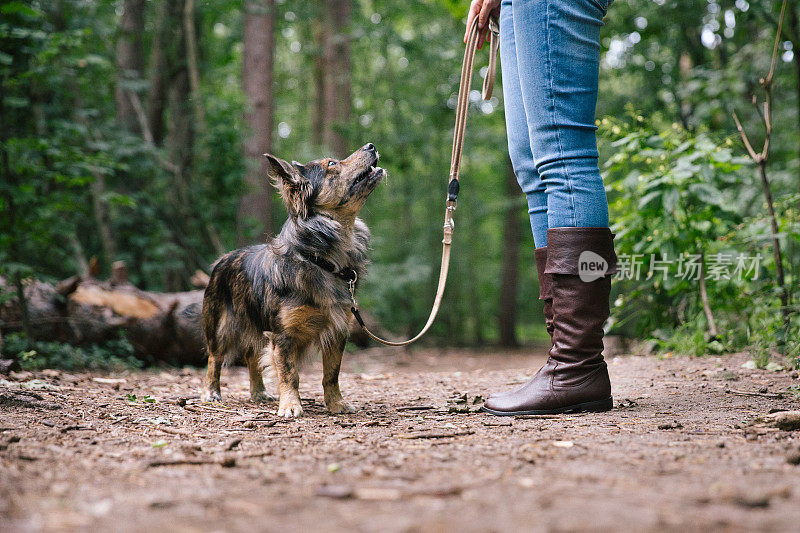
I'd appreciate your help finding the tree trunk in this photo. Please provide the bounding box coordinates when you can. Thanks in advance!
[88,168,118,270]
[147,0,172,146]
[239,0,276,245]
[498,158,520,348]
[322,0,352,157]
[312,19,326,147]
[183,0,207,135]
[166,10,194,215]
[0,74,34,344]
[115,0,145,133]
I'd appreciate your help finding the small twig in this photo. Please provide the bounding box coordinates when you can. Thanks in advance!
[396,405,436,411]
[60,425,94,433]
[185,404,239,414]
[236,451,273,459]
[156,426,193,437]
[732,111,759,162]
[764,0,788,86]
[726,388,784,399]
[147,457,235,468]
[394,430,474,440]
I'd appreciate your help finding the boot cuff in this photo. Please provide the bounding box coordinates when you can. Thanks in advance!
[544,227,618,276]
[534,247,552,301]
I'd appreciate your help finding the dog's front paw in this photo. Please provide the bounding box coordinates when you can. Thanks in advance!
[326,398,355,415]
[277,397,304,418]
[250,390,276,403]
[201,389,222,403]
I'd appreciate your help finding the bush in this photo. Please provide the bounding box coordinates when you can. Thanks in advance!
[599,110,798,366]
[1,333,143,371]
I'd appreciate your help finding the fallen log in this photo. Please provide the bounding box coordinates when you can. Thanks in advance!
[0,263,385,366]
[1,271,206,366]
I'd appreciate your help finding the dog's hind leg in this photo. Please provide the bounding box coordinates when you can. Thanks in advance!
[246,345,274,403]
[271,338,304,417]
[201,349,224,403]
[322,334,354,415]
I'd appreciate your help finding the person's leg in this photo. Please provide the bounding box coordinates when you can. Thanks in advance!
[483,0,616,415]
[499,0,553,344]
[499,0,548,249]
[512,0,610,232]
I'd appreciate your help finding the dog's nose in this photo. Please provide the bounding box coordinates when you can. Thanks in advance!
[363,143,376,153]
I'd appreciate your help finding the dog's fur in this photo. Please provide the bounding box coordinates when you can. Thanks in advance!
[201,144,385,417]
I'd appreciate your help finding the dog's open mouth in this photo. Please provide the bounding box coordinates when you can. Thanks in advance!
[350,152,385,194]
[354,165,382,186]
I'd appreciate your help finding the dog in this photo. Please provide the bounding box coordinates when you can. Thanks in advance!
[200,143,385,417]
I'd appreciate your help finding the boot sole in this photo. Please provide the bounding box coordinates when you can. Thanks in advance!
[480,396,613,416]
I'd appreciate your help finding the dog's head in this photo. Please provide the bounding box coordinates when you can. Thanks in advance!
[265,144,385,219]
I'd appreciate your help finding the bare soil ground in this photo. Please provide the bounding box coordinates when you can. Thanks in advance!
[2,347,800,532]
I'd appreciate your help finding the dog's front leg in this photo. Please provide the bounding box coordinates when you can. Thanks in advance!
[322,335,354,414]
[271,338,303,417]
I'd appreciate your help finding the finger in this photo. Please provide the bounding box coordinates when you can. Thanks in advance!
[464,1,481,43]
[477,0,492,30]
[477,27,488,50]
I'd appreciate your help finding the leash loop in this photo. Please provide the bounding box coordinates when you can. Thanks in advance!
[350,15,499,346]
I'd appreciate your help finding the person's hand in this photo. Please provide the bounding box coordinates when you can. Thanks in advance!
[464,0,500,50]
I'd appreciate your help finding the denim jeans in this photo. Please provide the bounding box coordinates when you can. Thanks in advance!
[500,0,611,248]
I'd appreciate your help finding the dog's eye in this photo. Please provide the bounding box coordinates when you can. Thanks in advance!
[327,160,337,168]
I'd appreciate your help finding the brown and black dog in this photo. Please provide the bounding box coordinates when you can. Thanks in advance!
[201,144,385,417]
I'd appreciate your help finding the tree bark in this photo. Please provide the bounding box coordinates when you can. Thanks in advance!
[239,0,276,245]
[147,0,172,146]
[322,0,352,157]
[312,19,326,147]
[115,0,145,133]
[88,167,118,270]
[165,10,194,216]
[498,158,520,348]
[0,74,34,344]
[183,0,207,135]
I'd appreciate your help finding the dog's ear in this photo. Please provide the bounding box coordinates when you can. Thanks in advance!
[264,153,312,218]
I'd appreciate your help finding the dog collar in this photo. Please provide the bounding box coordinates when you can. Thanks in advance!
[299,253,357,283]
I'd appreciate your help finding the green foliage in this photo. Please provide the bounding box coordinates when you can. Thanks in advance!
[1,333,143,371]
[600,110,798,363]
[600,112,748,336]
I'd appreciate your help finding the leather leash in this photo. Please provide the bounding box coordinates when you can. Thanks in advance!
[349,15,500,346]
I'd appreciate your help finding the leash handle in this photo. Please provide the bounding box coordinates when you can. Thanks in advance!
[350,15,499,347]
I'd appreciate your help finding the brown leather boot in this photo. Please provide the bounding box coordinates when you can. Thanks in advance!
[482,227,617,415]
[489,247,553,400]
[535,246,555,343]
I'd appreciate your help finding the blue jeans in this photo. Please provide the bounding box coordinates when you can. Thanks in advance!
[500,0,611,248]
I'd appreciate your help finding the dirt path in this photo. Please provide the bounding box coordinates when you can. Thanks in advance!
[2,348,800,532]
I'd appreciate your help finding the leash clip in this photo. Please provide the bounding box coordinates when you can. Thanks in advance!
[348,271,358,308]
[443,203,456,245]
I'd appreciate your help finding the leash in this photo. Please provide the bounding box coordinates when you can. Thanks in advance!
[348,16,500,346]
